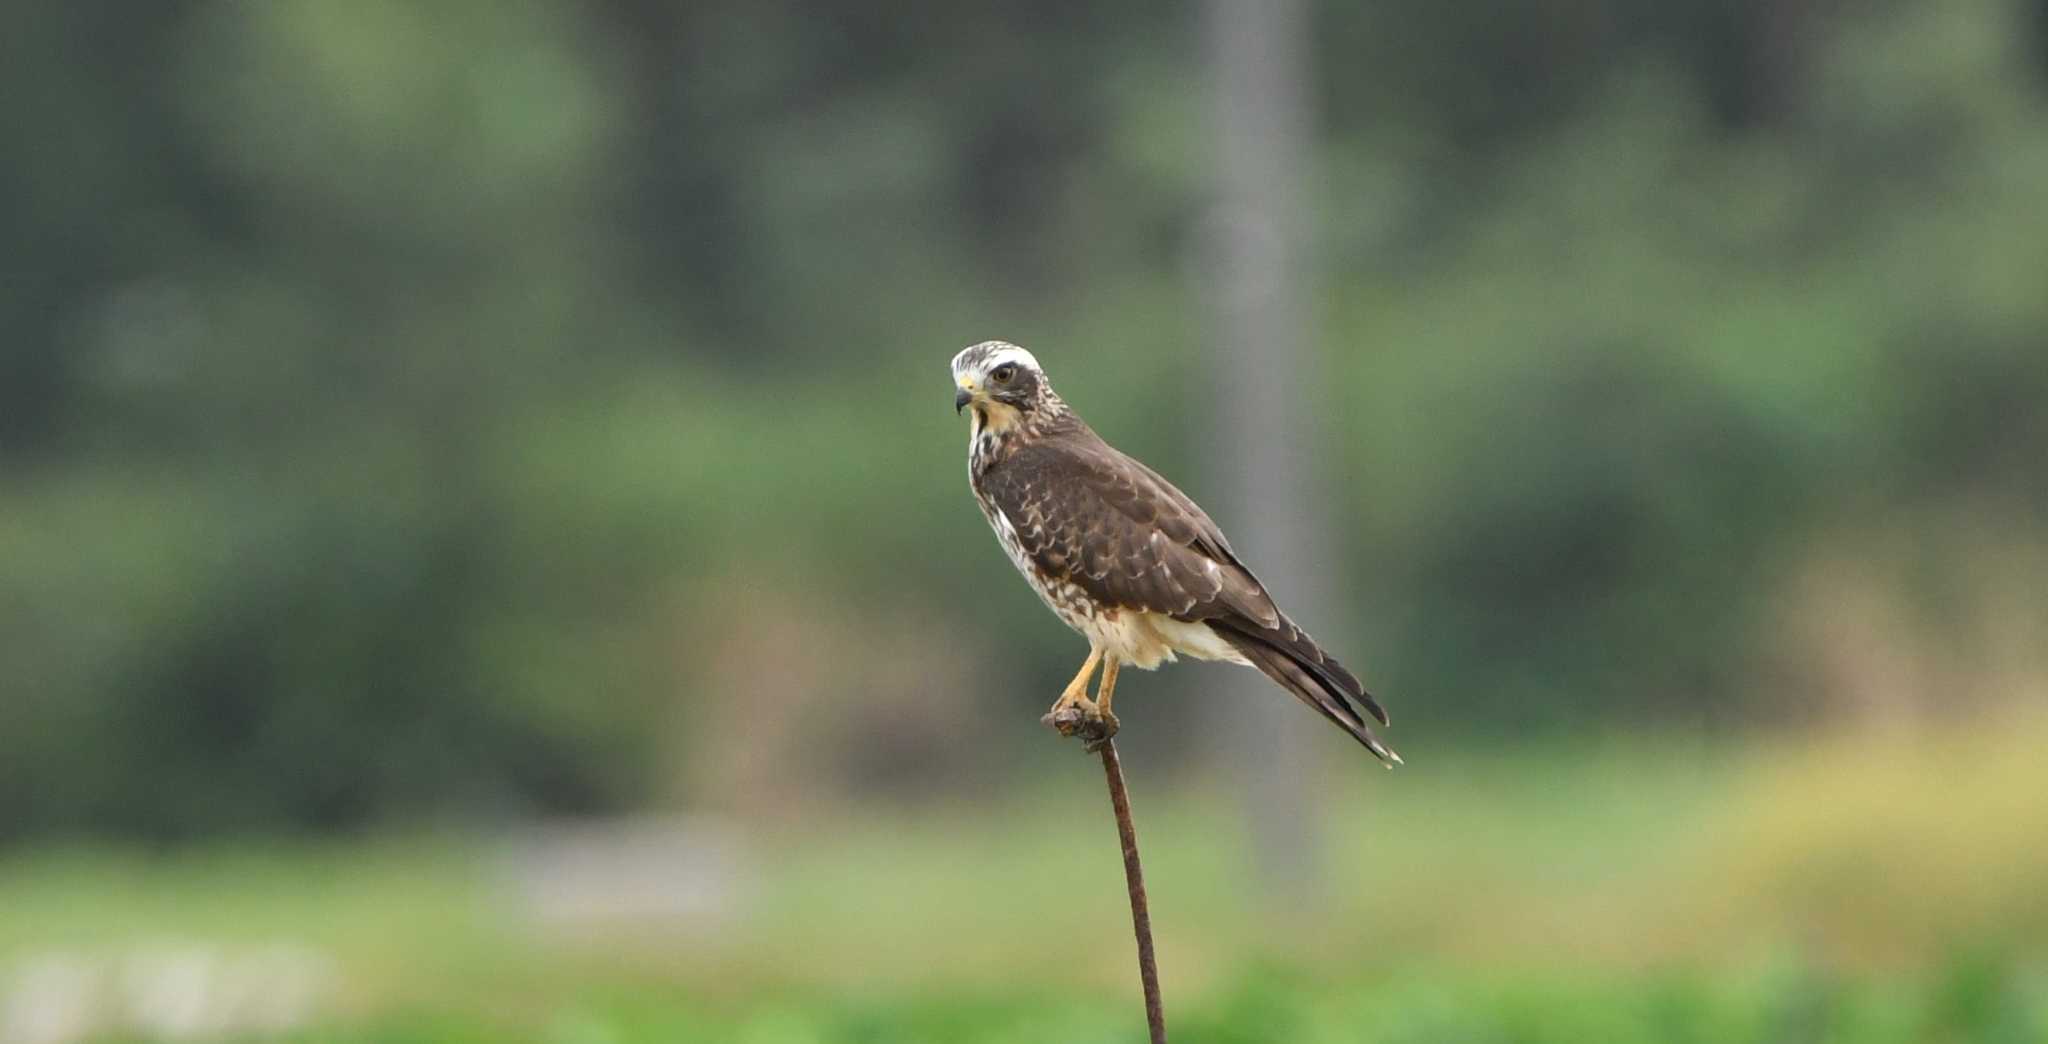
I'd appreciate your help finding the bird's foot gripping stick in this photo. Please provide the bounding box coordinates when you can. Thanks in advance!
[1042,701,1120,753]
[1043,651,1122,752]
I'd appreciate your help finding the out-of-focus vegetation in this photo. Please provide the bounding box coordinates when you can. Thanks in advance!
[5,0,2048,1040]
[4,715,2046,1041]
[6,0,2048,835]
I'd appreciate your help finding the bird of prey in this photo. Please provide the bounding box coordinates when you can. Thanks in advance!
[951,341,1398,763]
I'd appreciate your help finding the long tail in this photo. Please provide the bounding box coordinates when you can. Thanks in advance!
[1214,621,1400,765]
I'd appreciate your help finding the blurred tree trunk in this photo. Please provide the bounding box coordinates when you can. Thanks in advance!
[1199,0,1329,901]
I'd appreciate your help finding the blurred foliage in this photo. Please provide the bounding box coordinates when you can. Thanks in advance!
[4,718,2047,1041]
[5,0,2048,838]
[257,961,2046,1044]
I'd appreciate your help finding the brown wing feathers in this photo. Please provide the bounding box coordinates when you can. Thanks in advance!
[983,427,1397,762]
[1211,619,1398,763]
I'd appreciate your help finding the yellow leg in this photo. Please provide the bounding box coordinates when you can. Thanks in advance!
[1048,647,1104,718]
[1087,655,1122,748]
[1095,655,1122,716]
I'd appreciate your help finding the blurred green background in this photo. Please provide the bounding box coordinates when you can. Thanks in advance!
[5,0,2048,1040]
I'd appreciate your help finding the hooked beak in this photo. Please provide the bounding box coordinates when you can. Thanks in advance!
[955,386,974,413]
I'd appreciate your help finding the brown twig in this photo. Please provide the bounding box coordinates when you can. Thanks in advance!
[1045,708,1167,1043]
[1098,739,1167,1043]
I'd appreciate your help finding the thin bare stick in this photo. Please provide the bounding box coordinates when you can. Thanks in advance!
[1098,738,1167,1044]
[1044,705,1168,1043]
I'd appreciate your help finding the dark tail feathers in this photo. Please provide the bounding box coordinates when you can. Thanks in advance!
[1214,622,1400,765]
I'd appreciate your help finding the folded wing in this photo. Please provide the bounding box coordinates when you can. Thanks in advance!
[979,427,1396,762]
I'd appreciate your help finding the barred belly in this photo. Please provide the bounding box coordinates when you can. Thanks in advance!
[977,497,1092,631]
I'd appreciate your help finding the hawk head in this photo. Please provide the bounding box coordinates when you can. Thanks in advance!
[951,341,1052,424]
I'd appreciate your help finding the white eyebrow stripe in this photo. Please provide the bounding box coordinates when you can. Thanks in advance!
[980,345,1040,373]
[951,341,1042,378]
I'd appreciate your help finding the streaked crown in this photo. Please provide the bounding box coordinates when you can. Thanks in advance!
[951,340,1043,381]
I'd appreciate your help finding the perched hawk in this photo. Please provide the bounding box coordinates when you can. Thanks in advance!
[952,341,1398,763]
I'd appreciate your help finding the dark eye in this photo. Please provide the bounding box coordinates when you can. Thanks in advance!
[992,363,1018,383]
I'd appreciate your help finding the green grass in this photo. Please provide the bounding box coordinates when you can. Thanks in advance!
[100,956,2041,1044]
[218,961,2042,1044]
[7,715,2048,1042]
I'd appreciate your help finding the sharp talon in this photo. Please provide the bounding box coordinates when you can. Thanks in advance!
[1045,697,1117,744]
[1074,706,1119,752]
[1044,702,1089,738]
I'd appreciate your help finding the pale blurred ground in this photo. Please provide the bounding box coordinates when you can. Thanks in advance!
[5,713,2047,1040]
